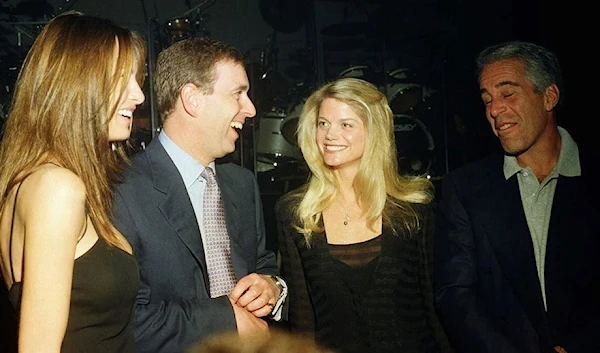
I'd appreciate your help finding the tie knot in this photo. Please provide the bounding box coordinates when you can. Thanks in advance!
[202,167,217,185]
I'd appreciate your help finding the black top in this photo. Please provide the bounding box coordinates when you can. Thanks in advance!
[10,238,139,352]
[275,196,453,353]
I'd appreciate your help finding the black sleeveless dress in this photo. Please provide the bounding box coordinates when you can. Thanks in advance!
[9,238,139,352]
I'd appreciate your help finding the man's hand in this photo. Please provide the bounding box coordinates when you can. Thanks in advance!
[554,346,567,353]
[229,273,280,317]
[229,298,269,336]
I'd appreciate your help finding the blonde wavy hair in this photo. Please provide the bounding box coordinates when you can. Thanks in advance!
[292,77,433,245]
[0,11,146,248]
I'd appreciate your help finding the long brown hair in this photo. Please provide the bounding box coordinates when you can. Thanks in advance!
[0,11,146,247]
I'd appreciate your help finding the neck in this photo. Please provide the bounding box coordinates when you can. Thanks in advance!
[516,127,562,182]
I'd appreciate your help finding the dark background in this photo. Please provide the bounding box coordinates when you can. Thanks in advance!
[0,0,591,351]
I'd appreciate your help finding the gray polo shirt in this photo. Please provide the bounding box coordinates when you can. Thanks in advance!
[503,127,580,310]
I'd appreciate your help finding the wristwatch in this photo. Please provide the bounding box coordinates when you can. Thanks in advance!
[267,275,284,294]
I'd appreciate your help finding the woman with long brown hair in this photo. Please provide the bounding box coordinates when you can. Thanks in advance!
[0,12,145,352]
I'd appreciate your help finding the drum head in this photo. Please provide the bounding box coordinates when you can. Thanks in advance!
[256,110,302,162]
[280,99,306,146]
[386,83,422,114]
[393,114,434,176]
[338,65,383,85]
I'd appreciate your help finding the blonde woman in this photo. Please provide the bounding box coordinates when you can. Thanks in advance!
[275,78,452,353]
[0,12,145,352]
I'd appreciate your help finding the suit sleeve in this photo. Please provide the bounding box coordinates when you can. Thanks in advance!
[112,188,236,353]
[433,176,522,353]
[418,203,454,353]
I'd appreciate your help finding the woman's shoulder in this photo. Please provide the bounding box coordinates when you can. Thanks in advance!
[20,164,86,208]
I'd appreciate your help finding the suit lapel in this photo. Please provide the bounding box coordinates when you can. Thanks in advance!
[146,141,210,287]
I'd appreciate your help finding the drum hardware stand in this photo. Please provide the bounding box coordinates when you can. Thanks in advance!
[146,17,161,139]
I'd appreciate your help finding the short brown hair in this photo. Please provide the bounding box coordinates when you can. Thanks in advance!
[153,37,245,121]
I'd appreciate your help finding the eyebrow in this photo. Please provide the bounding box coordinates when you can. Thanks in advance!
[233,82,249,92]
[480,80,520,94]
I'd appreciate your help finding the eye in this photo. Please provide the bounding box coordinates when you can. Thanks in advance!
[317,120,328,128]
[342,122,353,128]
[481,93,492,105]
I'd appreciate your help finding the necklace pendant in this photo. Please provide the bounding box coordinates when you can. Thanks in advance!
[343,220,348,225]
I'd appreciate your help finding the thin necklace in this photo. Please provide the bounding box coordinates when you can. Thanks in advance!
[338,195,351,226]
[340,202,350,226]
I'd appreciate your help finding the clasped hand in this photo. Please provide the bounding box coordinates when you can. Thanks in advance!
[229,273,280,317]
[227,273,281,336]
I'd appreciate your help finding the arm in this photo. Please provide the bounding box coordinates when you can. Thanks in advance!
[230,173,288,321]
[19,168,87,352]
[418,203,454,353]
[433,176,521,353]
[274,197,315,336]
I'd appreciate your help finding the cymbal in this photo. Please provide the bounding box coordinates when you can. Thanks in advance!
[321,22,370,37]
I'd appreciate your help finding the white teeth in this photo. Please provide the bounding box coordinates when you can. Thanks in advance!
[118,109,133,118]
[230,121,243,129]
[326,145,345,151]
[498,123,511,131]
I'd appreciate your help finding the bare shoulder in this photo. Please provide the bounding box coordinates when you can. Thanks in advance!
[19,165,86,210]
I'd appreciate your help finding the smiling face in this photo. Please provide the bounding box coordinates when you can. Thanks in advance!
[197,60,256,163]
[108,72,145,141]
[107,40,145,142]
[316,98,366,173]
[479,59,557,157]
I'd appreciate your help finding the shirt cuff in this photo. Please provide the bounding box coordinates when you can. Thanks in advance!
[270,275,287,321]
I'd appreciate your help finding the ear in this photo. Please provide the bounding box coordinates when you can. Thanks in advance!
[180,83,202,117]
[543,83,560,111]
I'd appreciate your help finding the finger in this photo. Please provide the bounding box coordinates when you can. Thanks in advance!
[236,286,262,308]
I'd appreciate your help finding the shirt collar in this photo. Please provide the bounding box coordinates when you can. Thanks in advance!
[158,130,215,188]
[503,126,581,180]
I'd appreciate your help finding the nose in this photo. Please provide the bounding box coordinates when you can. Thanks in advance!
[325,124,339,140]
[128,75,145,105]
[488,99,505,119]
[241,95,256,118]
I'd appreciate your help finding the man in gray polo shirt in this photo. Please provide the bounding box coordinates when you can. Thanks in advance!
[433,41,599,353]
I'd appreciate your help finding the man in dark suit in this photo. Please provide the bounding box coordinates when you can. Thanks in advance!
[433,41,599,353]
[112,37,288,353]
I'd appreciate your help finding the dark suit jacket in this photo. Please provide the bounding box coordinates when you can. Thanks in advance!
[112,139,279,353]
[433,152,600,353]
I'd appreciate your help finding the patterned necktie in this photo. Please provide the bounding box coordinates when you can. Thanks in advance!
[202,167,236,297]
